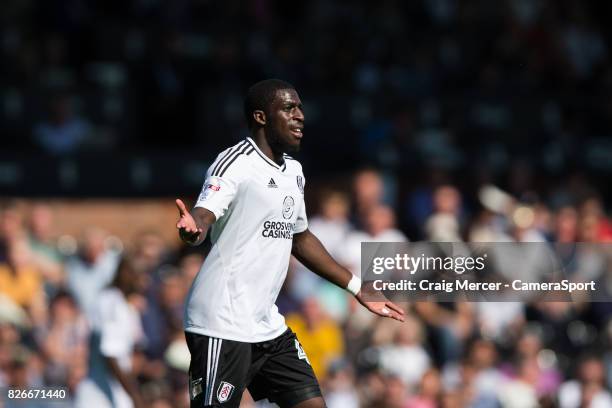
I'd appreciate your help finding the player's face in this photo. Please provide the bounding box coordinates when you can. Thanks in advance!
[266,89,304,154]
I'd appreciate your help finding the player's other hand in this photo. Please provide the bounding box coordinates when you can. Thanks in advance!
[175,199,202,244]
[355,283,405,322]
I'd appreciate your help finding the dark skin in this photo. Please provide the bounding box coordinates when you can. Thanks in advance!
[175,88,405,408]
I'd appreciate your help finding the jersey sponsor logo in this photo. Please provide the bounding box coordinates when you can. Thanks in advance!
[295,339,311,365]
[268,178,278,188]
[262,220,295,239]
[282,196,295,219]
[296,176,304,194]
[206,183,221,191]
[216,381,235,403]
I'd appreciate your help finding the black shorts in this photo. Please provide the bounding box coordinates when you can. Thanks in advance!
[185,328,322,408]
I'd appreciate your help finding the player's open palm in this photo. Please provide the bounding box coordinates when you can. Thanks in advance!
[355,283,405,322]
[175,199,202,243]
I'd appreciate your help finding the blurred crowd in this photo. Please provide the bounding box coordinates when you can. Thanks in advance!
[1,166,612,407]
[2,0,612,180]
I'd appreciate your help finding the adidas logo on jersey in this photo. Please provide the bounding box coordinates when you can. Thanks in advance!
[267,178,278,188]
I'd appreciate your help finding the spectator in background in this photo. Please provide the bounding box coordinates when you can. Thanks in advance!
[554,206,579,243]
[65,228,120,320]
[413,301,474,366]
[141,266,186,360]
[0,239,46,325]
[352,169,385,224]
[442,338,504,406]
[285,296,345,380]
[32,94,92,155]
[377,314,431,388]
[339,203,410,363]
[377,374,412,408]
[497,357,540,408]
[341,204,408,277]
[469,339,504,393]
[474,300,525,346]
[177,251,204,285]
[157,268,186,328]
[323,360,359,408]
[0,323,23,388]
[133,230,171,359]
[509,205,548,243]
[27,203,64,292]
[301,190,352,262]
[506,330,562,400]
[558,355,612,408]
[27,204,61,261]
[364,205,408,243]
[407,368,442,408]
[131,230,167,274]
[36,291,88,387]
[290,190,352,319]
[424,185,462,241]
[0,201,26,262]
[579,197,612,241]
[75,257,147,408]
[4,346,48,408]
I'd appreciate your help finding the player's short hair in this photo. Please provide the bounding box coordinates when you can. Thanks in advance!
[244,79,295,129]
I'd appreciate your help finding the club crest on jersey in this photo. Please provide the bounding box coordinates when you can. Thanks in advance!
[283,196,295,219]
[217,381,235,403]
[296,176,304,194]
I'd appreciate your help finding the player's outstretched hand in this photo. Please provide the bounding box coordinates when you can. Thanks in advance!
[175,199,202,244]
[355,282,405,322]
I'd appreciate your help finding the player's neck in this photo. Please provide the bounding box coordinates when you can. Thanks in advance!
[252,133,284,165]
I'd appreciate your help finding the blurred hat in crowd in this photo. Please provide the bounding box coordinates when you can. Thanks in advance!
[479,185,515,214]
[0,294,30,328]
[164,339,190,372]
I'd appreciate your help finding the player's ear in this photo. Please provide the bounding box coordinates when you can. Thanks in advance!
[253,110,266,126]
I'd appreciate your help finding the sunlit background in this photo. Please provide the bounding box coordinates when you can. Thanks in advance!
[1,1,612,407]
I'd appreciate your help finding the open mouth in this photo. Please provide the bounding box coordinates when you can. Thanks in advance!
[290,128,303,139]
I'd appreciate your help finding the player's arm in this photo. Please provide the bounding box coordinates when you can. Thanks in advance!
[104,356,144,408]
[175,199,216,246]
[292,229,405,322]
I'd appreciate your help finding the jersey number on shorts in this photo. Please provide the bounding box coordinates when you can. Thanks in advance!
[295,339,311,365]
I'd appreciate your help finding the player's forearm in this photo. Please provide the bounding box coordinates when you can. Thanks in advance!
[292,229,353,289]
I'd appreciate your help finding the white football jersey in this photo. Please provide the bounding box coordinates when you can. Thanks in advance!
[184,137,308,342]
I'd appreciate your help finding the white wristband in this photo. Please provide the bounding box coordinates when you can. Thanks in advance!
[346,275,361,296]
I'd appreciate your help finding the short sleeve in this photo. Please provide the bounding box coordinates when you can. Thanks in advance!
[195,153,247,220]
[294,177,308,233]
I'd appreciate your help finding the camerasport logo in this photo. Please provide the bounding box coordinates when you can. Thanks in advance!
[217,381,235,403]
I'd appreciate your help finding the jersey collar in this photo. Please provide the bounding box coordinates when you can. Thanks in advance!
[246,137,286,171]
